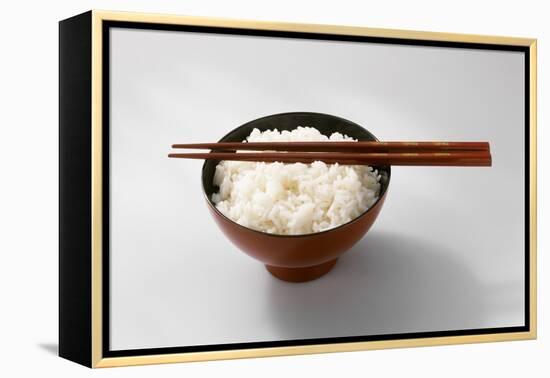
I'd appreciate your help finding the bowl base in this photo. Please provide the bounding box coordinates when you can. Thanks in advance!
[265,258,338,282]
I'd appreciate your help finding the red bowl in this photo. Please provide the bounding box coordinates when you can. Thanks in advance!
[202,112,391,282]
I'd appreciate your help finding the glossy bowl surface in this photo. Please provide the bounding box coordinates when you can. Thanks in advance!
[202,112,390,282]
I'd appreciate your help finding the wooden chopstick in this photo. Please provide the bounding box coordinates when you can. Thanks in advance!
[168,151,492,167]
[171,141,490,153]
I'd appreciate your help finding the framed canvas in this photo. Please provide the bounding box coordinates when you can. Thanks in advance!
[59,10,537,368]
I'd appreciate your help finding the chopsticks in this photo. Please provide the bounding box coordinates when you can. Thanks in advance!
[168,141,491,167]
[171,141,490,153]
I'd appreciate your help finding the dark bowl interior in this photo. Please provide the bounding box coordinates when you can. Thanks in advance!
[201,112,391,235]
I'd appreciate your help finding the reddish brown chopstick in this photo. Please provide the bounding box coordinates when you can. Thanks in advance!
[171,141,490,153]
[168,151,492,167]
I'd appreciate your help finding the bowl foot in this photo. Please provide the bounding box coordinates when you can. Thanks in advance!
[265,258,338,282]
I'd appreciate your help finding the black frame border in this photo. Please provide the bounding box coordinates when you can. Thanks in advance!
[101,20,531,358]
[59,11,93,367]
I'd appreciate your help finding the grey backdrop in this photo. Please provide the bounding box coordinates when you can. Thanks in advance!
[109,27,525,350]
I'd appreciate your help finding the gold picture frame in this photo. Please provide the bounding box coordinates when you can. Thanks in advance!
[59,9,537,368]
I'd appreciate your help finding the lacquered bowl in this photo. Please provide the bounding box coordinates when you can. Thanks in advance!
[202,112,391,282]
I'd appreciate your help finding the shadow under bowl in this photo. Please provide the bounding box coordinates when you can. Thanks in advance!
[202,112,391,282]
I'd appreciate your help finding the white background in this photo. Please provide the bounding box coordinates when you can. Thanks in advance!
[109,26,525,349]
[0,0,547,377]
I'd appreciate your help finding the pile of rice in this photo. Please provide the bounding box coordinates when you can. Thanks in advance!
[212,127,381,235]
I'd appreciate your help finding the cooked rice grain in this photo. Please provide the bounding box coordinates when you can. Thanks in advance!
[212,127,381,235]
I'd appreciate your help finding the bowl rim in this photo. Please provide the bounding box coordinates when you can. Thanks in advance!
[201,111,391,238]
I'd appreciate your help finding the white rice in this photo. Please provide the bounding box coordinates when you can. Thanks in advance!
[212,127,381,235]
